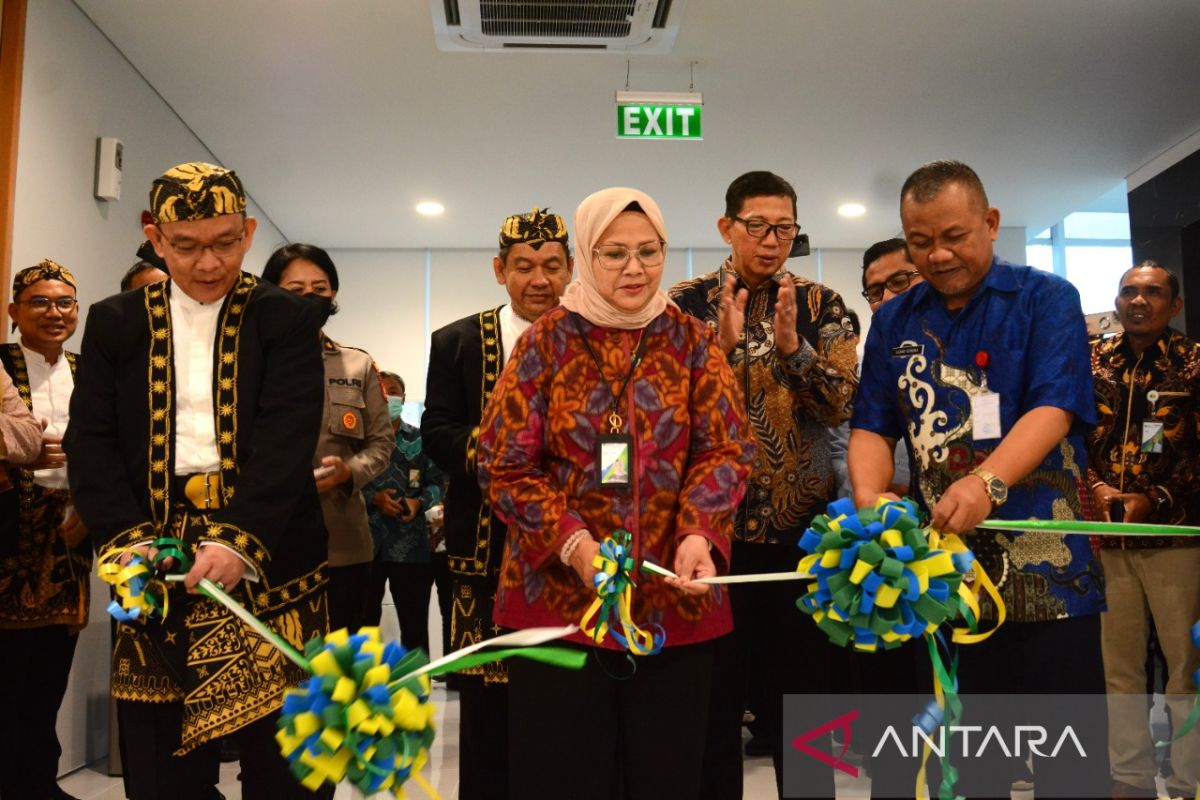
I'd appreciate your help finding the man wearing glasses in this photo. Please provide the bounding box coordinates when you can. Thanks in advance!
[422,207,572,800]
[861,237,923,314]
[65,162,329,799]
[857,238,924,497]
[0,260,90,800]
[670,171,858,799]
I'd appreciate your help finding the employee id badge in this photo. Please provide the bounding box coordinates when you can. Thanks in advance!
[970,392,1003,441]
[1141,421,1164,453]
[597,433,634,487]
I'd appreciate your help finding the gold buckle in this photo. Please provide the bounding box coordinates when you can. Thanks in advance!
[184,473,220,510]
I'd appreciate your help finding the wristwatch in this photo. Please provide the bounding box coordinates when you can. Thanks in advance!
[970,467,1008,508]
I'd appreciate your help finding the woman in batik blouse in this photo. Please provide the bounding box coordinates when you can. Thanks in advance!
[478,187,755,799]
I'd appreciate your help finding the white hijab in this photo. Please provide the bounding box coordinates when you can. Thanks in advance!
[560,187,676,330]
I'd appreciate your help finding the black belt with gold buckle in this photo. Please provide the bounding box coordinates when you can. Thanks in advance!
[174,472,222,510]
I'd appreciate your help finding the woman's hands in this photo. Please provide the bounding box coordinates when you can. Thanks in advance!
[569,532,714,596]
[569,536,601,586]
[669,534,714,596]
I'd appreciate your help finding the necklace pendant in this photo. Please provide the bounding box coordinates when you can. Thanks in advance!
[607,411,624,434]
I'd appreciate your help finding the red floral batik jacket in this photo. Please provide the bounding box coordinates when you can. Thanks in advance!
[478,304,756,650]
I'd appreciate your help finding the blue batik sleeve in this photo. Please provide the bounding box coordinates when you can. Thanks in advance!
[1024,277,1097,429]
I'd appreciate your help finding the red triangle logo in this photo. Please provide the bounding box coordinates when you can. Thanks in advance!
[790,708,860,778]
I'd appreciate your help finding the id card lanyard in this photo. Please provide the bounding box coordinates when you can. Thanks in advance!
[569,313,649,489]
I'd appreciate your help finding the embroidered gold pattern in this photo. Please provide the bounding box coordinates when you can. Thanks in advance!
[145,285,174,524]
[449,307,503,578]
[214,275,255,504]
[0,346,87,629]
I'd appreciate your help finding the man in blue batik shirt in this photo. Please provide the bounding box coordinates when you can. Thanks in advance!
[849,160,1107,797]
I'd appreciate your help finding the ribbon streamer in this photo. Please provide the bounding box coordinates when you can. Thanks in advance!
[977,519,1200,536]
[796,497,1006,800]
[97,536,198,623]
[100,541,583,796]
[640,561,803,585]
[579,530,664,656]
[97,555,166,622]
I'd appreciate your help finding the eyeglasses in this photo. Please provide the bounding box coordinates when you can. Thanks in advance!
[15,296,78,312]
[592,241,667,270]
[159,229,245,261]
[862,270,921,303]
[730,216,801,241]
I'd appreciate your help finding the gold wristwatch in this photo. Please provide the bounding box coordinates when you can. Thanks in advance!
[970,467,1008,508]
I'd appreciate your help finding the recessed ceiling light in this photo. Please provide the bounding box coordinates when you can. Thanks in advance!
[838,202,866,219]
[416,201,445,216]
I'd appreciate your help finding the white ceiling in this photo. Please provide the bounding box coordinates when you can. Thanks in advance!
[74,0,1200,251]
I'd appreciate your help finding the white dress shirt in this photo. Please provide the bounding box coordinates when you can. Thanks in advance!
[499,304,533,365]
[20,342,73,490]
[170,289,222,475]
[166,288,256,580]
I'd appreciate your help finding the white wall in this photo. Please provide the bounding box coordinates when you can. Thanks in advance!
[12,1,284,331]
[11,0,286,775]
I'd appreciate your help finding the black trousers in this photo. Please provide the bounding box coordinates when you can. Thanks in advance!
[701,542,839,800]
[117,701,330,800]
[953,614,1109,800]
[365,559,435,653]
[0,625,79,799]
[508,641,714,800]
[326,561,372,633]
[458,677,511,800]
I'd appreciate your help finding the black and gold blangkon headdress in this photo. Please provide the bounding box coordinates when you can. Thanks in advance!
[498,207,569,251]
[12,258,77,300]
[149,162,247,224]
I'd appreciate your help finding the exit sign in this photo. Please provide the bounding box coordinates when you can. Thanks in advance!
[615,91,703,141]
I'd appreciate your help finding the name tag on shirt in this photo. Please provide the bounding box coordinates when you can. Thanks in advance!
[1141,421,1164,453]
[890,344,924,358]
[971,392,1003,441]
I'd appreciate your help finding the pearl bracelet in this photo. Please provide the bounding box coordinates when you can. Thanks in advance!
[559,530,591,565]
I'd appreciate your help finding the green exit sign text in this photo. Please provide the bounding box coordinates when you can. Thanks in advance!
[614,92,703,141]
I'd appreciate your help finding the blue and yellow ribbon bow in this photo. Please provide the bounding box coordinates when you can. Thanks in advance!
[579,530,664,656]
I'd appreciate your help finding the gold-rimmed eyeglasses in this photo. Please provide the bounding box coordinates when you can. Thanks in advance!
[592,241,667,270]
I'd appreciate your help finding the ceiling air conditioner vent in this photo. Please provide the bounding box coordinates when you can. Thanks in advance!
[433,0,688,53]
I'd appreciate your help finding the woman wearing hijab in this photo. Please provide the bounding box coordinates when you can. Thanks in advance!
[478,187,756,799]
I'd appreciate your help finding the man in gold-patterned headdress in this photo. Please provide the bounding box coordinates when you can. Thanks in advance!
[422,207,572,800]
[0,259,88,800]
[65,162,329,800]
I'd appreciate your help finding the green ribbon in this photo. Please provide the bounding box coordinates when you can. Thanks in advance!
[977,519,1200,536]
[425,646,586,677]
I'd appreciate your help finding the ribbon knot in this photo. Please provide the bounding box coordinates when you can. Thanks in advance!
[579,530,664,656]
